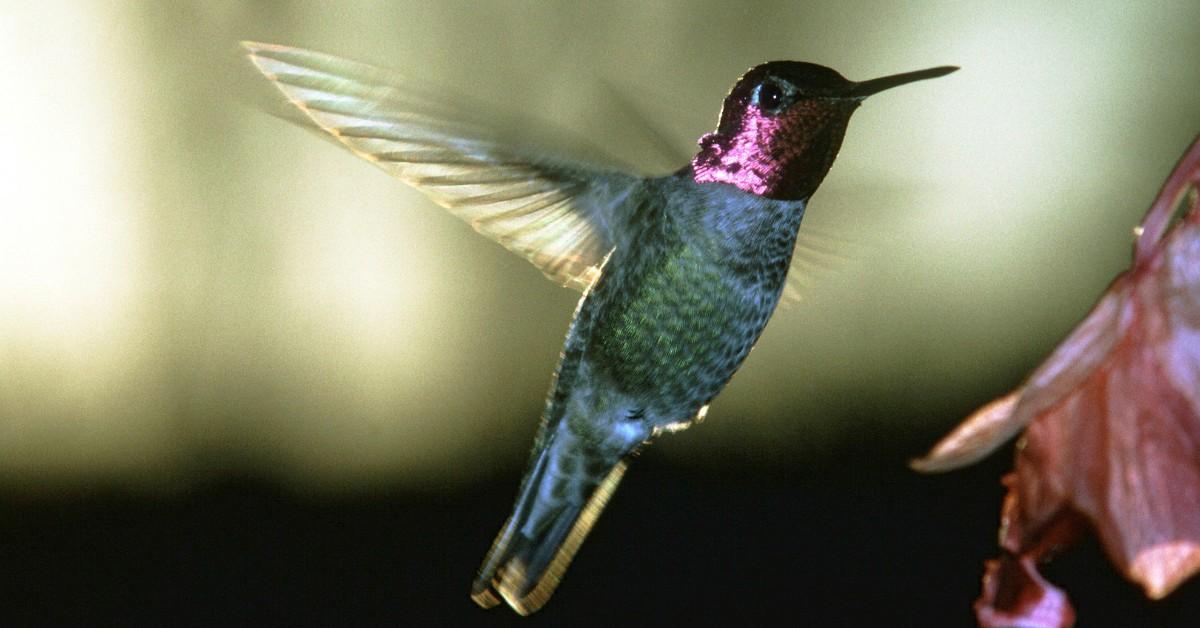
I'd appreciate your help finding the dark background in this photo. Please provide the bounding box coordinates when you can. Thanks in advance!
[5,443,1199,625]
[3,2,1199,625]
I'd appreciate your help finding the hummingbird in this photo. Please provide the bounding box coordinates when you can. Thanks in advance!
[243,41,956,615]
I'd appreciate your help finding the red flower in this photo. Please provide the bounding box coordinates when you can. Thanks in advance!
[913,136,1200,627]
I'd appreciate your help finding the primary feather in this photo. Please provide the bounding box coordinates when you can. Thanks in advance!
[243,41,642,291]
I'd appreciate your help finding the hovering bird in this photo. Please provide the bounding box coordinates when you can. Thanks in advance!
[243,41,956,615]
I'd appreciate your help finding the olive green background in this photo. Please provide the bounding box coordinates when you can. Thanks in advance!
[4,3,1200,625]
[2,1,1197,491]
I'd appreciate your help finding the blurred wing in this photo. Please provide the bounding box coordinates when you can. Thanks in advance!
[780,225,867,304]
[243,41,643,291]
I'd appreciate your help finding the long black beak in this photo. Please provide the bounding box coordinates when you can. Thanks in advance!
[848,66,958,98]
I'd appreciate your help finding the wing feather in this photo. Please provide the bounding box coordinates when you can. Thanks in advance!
[243,41,642,291]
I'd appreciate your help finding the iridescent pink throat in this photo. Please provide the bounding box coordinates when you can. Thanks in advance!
[691,104,790,197]
[690,101,851,201]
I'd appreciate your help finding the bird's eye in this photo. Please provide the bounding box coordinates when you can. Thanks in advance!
[753,80,788,114]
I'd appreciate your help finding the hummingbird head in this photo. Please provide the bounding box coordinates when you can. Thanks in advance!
[691,62,957,201]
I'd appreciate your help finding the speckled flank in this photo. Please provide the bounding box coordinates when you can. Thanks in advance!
[583,178,805,424]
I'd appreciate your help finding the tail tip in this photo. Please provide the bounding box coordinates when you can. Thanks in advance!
[470,586,502,609]
[469,560,547,616]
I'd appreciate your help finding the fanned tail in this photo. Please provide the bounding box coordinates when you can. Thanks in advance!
[471,441,630,615]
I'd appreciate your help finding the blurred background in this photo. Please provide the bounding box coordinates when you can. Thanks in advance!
[2,1,1198,625]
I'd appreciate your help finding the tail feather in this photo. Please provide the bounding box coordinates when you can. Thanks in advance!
[471,456,629,615]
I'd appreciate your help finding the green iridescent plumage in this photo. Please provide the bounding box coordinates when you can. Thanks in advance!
[244,41,955,615]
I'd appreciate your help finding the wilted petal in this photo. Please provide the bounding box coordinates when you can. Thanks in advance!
[976,555,1075,628]
[913,290,1125,475]
[1132,541,1200,600]
[916,136,1200,625]
[910,393,1020,473]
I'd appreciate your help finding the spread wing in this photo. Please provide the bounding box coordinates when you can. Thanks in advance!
[242,41,643,291]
